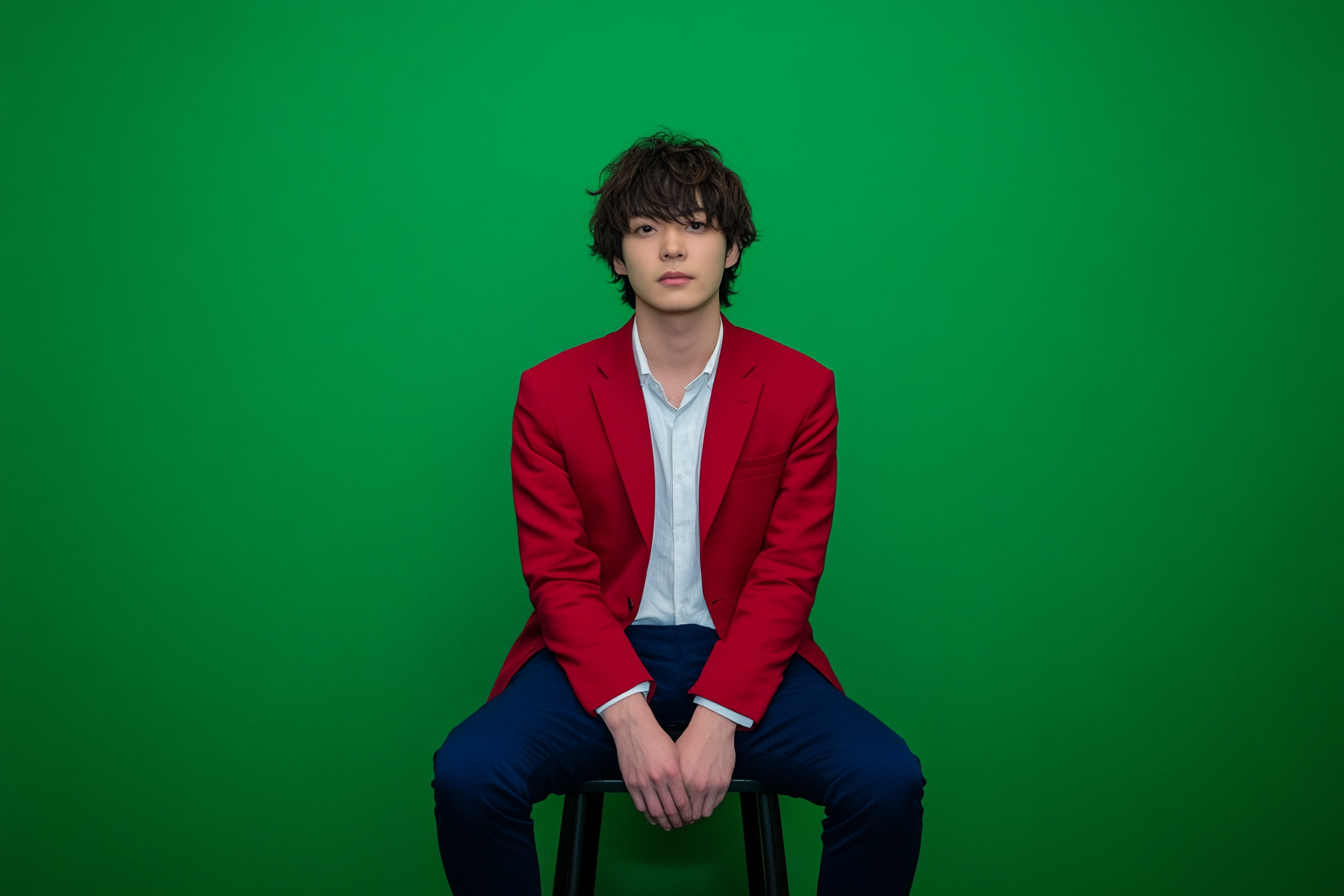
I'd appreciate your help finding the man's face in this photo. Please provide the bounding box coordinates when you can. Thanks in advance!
[612,210,741,314]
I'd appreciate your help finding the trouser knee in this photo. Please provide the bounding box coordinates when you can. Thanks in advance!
[832,739,925,825]
[432,734,526,822]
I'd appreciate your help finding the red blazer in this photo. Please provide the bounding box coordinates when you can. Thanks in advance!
[489,314,843,723]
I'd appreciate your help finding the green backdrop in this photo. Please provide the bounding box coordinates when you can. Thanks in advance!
[2,2,1341,894]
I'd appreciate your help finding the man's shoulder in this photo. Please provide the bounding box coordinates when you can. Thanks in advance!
[731,321,833,381]
[520,326,621,385]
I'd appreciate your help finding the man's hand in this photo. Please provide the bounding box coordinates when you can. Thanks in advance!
[601,694,692,830]
[675,705,737,821]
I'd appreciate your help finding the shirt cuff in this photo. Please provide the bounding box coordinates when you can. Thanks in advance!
[693,696,755,729]
[595,682,651,716]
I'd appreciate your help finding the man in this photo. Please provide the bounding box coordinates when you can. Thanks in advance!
[433,133,924,894]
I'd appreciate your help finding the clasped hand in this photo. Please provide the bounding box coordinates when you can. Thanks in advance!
[601,698,737,831]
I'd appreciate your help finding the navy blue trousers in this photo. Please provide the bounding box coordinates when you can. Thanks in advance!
[433,625,923,895]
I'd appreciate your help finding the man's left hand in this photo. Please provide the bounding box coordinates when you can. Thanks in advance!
[676,705,737,822]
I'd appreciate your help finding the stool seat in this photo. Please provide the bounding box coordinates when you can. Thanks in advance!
[554,778,788,896]
[575,777,773,792]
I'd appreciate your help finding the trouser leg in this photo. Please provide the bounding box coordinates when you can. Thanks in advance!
[431,650,619,896]
[433,629,922,894]
[734,657,925,896]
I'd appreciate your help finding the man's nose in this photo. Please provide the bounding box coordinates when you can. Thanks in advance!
[660,231,685,259]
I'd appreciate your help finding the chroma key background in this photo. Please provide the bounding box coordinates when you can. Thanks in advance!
[2,2,1341,893]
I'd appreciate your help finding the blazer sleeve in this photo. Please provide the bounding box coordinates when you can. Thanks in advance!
[511,369,652,714]
[688,369,839,722]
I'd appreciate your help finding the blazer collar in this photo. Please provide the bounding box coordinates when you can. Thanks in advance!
[698,318,761,543]
[591,314,760,548]
[591,316,652,545]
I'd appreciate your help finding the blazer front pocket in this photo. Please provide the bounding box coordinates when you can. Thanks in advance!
[731,450,788,480]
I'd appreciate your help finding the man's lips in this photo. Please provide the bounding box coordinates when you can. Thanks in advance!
[658,271,693,285]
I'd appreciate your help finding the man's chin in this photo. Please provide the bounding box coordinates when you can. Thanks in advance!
[635,289,721,316]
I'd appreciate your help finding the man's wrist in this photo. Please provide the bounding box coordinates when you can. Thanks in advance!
[689,703,742,737]
[595,682,651,716]
[692,696,754,729]
[599,689,656,732]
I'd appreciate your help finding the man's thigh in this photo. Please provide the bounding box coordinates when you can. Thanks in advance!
[734,656,923,808]
[433,649,621,805]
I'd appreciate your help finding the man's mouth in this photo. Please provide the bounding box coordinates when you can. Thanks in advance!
[659,271,693,285]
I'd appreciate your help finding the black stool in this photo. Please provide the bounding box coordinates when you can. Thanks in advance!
[554,778,789,896]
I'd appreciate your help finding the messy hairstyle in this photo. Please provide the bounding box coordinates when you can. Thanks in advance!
[588,131,758,308]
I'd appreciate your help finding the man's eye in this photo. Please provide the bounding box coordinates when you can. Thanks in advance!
[638,225,653,233]
[688,222,704,231]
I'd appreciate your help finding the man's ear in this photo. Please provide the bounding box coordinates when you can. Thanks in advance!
[724,243,741,269]
[612,257,628,276]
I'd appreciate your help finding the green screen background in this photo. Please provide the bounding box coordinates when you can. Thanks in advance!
[2,2,1341,894]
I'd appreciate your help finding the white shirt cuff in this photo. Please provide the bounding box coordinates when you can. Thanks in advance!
[595,681,651,716]
[693,696,755,729]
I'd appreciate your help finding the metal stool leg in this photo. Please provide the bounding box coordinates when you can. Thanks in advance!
[740,792,766,896]
[554,792,604,896]
[757,792,789,896]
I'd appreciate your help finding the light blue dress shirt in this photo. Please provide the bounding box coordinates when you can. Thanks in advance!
[594,320,754,728]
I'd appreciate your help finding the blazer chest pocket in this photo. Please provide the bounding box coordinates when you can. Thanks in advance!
[731,450,788,480]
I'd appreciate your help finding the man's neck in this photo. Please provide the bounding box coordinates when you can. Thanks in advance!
[633,299,721,406]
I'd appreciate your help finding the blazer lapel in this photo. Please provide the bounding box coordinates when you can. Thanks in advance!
[592,318,655,547]
[699,317,761,544]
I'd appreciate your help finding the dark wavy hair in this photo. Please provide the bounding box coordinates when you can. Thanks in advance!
[588,132,758,308]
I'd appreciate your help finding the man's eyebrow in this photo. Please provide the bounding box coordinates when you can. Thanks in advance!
[629,207,708,219]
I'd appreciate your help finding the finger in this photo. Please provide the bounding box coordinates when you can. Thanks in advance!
[654,783,686,829]
[688,781,709,822]
[668,779,694,827]
[645,787,673,831]
[633,785,665,828]
[654,790,680,829]
[695,791,710,823]
[705,782,728,817]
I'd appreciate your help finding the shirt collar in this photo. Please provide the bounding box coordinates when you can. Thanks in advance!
[632,317,724,388]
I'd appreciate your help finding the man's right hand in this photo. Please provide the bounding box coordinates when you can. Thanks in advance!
[600,694,692,830]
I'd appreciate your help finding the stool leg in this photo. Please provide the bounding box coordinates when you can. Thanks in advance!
[554,793,581,896]
[740,792,766,896]
[554,793,604,896]
[577,793,604,895]
[757,792,789,896]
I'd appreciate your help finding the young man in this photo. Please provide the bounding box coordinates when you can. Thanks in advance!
[433,133,924,894]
